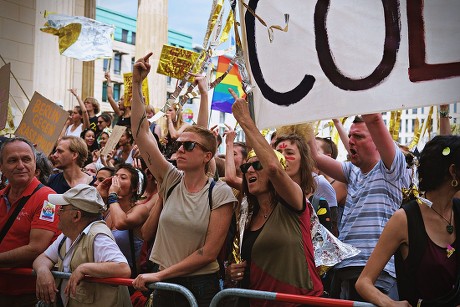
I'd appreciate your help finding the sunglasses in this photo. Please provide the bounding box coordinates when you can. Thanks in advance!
[240,161,263,174]
[175,141,209,152]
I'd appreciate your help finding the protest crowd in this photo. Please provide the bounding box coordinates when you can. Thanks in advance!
[1,3,460,306]
[0,50,458,307]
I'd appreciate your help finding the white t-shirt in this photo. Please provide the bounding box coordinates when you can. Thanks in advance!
[65,123,83,137]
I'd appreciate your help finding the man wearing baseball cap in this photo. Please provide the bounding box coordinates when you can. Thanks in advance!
[33,184,132,306]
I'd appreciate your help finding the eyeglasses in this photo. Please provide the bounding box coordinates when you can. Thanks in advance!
[240,161,263,174]
[58,206,78,212]
[175,141,210,152]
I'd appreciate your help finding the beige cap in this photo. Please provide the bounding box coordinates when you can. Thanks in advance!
[48,184,106,213]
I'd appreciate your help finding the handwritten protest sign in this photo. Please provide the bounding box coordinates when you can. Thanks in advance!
[239,1,460,128]
[101,125,127,157]
[0,63,10,130]
[15,92,68,155]
[123,72,149,107]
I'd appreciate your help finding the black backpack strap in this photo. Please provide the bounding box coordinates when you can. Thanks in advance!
[128,229,138,277]
[0,183,44,245]
[208,179,215,210]
[166,181,180,201]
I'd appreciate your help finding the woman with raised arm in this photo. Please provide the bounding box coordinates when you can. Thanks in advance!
[105,72,131,127]
[69,88,100,133]
[356,135,460,307]
[226,89,323,306]
[130,53,236,307]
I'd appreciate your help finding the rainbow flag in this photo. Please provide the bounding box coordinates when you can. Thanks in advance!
[211,56,245,113]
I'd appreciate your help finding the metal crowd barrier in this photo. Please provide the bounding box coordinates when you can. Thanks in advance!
[209,288,376,307]
[1,268,378,307]
[0,268,198,307]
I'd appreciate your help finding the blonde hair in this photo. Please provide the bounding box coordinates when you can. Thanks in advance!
[161,103,185,140]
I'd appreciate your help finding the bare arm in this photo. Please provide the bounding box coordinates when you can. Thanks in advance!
[194,75,209,128]
[223,127,242,190]
[167,116,191,140]
[65,262,131,297]
[107,176,150,230]
[34,253,58,304]
[439,104,451,136]
[69,88,90,130]
[362,113,396,170]
[105,72,122,116]
[332,118,350,154]
[133,203,233,290]
[230,90,304,210]
[0,228,55,267]
[141,196,163,242]
[356,209,410,307]
[308,131,347,183]
[131,53,171,183]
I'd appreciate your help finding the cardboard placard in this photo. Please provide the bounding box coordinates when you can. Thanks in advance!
[15,92,69,155]
[0,63,11,130]
[101,125,127,157]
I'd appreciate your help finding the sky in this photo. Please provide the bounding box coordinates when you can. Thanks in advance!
[97,0,212,46]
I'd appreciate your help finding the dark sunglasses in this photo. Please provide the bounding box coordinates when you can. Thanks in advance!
[240,161,263,173]
[175,141,209,152]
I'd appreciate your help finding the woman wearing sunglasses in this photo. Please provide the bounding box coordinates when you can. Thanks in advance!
[227,89,323,306]
[130,53,237,307]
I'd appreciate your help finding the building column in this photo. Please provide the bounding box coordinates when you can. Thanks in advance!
[135,0,168,109]
[81,0,96,101]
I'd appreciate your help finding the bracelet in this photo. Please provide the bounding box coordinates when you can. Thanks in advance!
[107,193,119,206]
[440,110,450,118]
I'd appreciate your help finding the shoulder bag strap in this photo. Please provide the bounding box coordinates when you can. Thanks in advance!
[0,183,44,245]
[208,179,216,210]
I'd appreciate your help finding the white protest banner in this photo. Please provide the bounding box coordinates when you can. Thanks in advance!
[15,92,69,155]
[0,63,10,130]
[101,125,127,157]
[239,1,460,129]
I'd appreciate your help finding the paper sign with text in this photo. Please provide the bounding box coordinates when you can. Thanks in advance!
[239,1,460,128]
[15,92,68,155]
[156,45,202,80]
[123,72,149,107]
[101,125,127,157]
[0,63,11,130]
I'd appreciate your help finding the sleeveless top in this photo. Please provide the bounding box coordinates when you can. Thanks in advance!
[395,198,460,306]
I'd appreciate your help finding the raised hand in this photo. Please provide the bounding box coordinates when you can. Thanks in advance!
[133,52,153,83]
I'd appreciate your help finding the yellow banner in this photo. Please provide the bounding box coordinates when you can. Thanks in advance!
[123,73,149,107]
[156,45,201,80]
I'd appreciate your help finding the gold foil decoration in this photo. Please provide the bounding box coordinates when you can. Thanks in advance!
[219,10,234,45]
[203,0,224,47]
[122,72,149,107]
[41,23,82,54]
[389,110,402,142]
[246,149,286,170]
[408,118,420,150]
[156,45,201,80]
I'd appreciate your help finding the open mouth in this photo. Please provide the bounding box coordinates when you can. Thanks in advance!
[248,176,257,183]
[350,148,357,155]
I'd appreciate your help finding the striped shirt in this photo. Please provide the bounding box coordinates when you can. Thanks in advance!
[336,143,410,278]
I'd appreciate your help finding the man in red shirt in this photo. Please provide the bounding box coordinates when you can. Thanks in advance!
[0,137,59,306]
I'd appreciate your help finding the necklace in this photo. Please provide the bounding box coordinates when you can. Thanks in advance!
[261,205,274,219]
[431,207,454,234]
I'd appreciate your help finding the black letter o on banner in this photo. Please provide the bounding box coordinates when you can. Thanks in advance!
[246,0,315,107]
[314,0,401,91]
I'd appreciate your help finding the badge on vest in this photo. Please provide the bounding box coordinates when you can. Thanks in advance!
[40,201,56,222]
